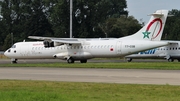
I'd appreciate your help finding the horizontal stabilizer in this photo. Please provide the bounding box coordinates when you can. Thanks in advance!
[148,13,163,17]
[148,10,166,17]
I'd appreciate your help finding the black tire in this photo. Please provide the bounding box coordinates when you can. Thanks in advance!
[177,59,180,62]
[126,58,132,62]
[80,60,87,63]
[11,59,17,64]
[67,58,74,63]
[168,58,174,62]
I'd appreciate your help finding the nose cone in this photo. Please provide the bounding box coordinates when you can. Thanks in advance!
[4,49,10,58]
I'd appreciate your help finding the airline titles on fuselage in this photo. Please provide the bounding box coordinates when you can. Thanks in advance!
[139,49,157,54]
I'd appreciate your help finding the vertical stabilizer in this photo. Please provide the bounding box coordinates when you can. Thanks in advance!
[120,10,168,41]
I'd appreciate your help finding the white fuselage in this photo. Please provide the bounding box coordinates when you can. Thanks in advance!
[4,39,168,61]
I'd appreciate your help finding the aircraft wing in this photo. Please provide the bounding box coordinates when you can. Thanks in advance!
[28,36,81,44]
[51,39,81,44]
[28,36,55,40]
[28,36,117,45]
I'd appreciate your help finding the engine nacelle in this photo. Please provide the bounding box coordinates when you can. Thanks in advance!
[43,41,54,48]
[53,52,93,60]
[43,41,63,48]
[53,52,69,60]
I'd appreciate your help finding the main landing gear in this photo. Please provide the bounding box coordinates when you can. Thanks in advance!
[168,58,174,62]
[126,58,132,62]
[67,57,74,63]
[67,57,87,63]
[80,60,87,63]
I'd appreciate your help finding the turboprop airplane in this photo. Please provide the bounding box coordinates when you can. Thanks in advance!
[4,10,169,63]
[125,41,180,62]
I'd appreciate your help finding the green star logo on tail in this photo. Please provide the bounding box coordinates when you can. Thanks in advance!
[142,31,151,39]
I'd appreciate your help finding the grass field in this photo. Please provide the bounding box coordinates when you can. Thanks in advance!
[0,80,180,101]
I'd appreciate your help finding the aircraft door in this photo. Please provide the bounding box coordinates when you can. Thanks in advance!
[116,41,121,55]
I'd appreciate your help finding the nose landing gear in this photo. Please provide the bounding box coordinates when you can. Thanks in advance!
[11,58,17,64]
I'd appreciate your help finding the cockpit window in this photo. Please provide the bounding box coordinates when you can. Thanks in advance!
[8,49,11,52]
[11,45,16,48]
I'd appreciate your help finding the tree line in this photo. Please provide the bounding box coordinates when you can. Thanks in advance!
[0,0,180,50]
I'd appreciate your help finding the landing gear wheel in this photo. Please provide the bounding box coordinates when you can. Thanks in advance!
[126,58,132,62]
[67,58,74,63]
[178,59,180,62]
[168,58,174,62]
[80,60,87,63]
[11,59,17,64]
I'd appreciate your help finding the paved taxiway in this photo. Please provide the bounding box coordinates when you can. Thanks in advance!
[0,67,180,85]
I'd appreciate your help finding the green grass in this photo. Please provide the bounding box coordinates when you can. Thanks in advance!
[1,62,180,70]
[0,80,180,101]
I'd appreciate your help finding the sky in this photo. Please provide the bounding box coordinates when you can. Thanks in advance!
[126,0,180,23]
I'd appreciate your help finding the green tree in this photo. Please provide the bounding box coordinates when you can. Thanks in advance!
[163,9,180,40]
[49,0,128,38]
[23,0,54,37]
[49,0,70,37]
[0,0,54,50]
[72,0,128,38]
[100,16,142,38]
[0,0,14,50]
